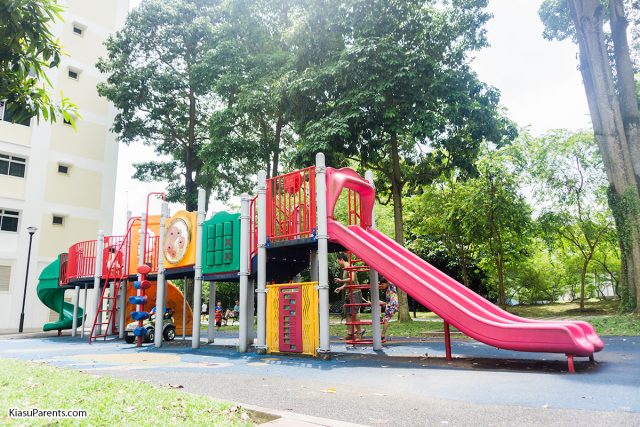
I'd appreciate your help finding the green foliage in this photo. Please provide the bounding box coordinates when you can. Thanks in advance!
[538,0,575,41]
[97,0,254,209]
[0,0,79,125]
[517,130,617,309]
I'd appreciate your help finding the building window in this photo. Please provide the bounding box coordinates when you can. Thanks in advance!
[0,153,26,178]
[57,164,69,174]
[72,23,86,36]
[0,209,20,232]
[0,100,31,126]
[68,68,80,80]
[52,215,65,226]
[0,265,10,292]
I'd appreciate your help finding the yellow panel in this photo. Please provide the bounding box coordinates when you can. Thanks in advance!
[50,120,107,161]
[163,211,197,269]
[0,175,25,200]
[58,74,109,116]
[65,0,118,29]
[44,162,102,209]
[38,216,100,258]
[267,282,318,357]
[0,121,31,146]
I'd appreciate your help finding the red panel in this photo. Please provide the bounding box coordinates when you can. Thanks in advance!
[278,286,303,353]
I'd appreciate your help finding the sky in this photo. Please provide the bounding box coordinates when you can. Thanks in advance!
[111,0,591,232]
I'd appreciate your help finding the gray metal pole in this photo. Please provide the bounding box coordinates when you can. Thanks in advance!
[71,285,80,337]
[248,278,256,343]
[256,171,268,352]
[92,230,104,336]
[81,283,88,338]
[192,189,205,349]
[155,201,168,348]
[316,153,331,354]
[118,210,132,339]
[239,193,251,352]
[207,282,216,343]
[365,170,382,350]
[117,281,126,339]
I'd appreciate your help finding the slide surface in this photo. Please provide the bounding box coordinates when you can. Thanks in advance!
[36,258,83,332]
[328,220,603,357]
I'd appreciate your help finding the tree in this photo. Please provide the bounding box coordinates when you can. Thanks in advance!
[203,0,301,179]
[405,177,479,288]
[521,130,615,309]
[290,0,516,321]
[0,0,79,124]
[465,147,533,307]
[97,0,250,210]
[540,0,640,312]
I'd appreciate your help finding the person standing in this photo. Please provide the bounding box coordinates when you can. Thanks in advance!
[334,253,363,340]
[201,301,208,323]
[379,276,398,342]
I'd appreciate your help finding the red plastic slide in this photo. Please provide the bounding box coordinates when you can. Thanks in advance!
[328,219,603,357]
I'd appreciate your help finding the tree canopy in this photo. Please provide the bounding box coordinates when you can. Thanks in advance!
[0,0,78,124]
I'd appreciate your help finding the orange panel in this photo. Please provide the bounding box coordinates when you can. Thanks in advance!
[163,211,197,269]
[125,280,193,336]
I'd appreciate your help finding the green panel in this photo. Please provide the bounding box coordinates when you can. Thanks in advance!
[201,211,241,275]
[223,221,233,236]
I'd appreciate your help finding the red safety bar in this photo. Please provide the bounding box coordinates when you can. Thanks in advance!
[58,253,69,286]
[102,235,126,279]
[266,166,316,244]
[66,239,98,282]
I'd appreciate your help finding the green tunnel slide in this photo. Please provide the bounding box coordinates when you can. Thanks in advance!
[36,257,83,332]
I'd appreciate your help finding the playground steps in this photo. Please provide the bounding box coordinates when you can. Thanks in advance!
[89,230,133,343]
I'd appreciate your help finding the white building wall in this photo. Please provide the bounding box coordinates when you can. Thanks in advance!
[0,0,129,331]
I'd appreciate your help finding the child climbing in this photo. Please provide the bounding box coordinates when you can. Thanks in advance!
[379,276,398,342]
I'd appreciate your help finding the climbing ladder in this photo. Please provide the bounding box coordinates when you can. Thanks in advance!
[88,219,136,343]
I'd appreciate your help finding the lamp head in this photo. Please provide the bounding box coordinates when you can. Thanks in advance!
[27,226,38,235]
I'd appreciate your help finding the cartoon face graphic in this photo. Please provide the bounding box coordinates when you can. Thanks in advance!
[164,217,190,264]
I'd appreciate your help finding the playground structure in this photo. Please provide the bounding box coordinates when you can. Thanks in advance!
[36,153,604,372]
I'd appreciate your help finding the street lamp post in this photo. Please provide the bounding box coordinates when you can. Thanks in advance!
[19,226,38,333]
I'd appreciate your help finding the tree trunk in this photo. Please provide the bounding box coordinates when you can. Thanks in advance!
[579,257,590,310]
[496,252,505,308]
[390,133,411,322]
[271,114,284,178]
[568,0,640,312]
[185,88,197,211]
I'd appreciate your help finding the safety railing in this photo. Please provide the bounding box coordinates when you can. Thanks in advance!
[266,166,316,244]
[144,235,160,272]
[102,235,127,279]
[58,253,69,286]
[66,239,98,282]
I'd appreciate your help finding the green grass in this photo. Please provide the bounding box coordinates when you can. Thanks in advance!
[0,358,253,426]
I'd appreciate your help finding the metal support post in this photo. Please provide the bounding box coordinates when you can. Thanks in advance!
[256,171,268,352]
[192,189,205,348]
[71,286,80,337]
[207,283,216,343]
[316,153,331,354]
[117,281,127,339]
[365,170,382,350]
[239,194,251,352]
[81,283,88,338]
[92,230,104,335]
[155,201,169,347]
